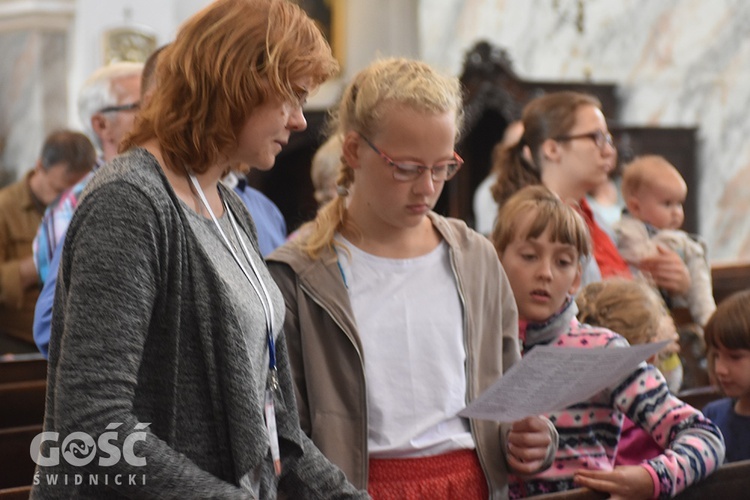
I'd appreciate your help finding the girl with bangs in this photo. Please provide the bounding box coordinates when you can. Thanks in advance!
[33,0,366,498]
[267,58,558,499]
[492,185,724,499]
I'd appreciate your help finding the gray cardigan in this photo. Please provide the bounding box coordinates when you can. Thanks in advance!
[31,148,366,499]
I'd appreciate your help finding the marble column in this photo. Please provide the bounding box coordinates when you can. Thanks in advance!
[419,0,750,262]
[0,0,74,184]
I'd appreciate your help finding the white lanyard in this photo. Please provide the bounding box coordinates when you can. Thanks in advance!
[188,173,282,475]
[188,174,276,363]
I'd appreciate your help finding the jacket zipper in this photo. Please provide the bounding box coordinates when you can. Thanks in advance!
[298,281,370,487]
[448,245,495,498]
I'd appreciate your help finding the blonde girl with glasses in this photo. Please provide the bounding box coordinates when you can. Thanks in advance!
[267,58,558,499]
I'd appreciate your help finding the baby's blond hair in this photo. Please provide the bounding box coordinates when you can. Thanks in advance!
[577,278,668,346]
[621,155,684,199]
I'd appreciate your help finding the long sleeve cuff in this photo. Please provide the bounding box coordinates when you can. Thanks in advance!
[641,463,660,499]
[537,416,559,473]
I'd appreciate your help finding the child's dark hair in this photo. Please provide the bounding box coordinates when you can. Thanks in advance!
[491,184,591,259]
[704,289,750,351]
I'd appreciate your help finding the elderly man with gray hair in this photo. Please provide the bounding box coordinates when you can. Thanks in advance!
[33,61,142,285]
[32,62,142,357]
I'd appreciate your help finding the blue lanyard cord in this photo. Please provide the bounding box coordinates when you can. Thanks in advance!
[333,246,349,289]
[226,208,277,370]
[189,175,276,370]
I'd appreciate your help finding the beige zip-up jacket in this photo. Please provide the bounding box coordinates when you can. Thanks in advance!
[268,212,536,499]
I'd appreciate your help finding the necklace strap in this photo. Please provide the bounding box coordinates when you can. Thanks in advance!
[188,174,276,370]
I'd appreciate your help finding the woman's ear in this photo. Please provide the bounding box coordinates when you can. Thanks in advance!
[342,131,362,170]
[541,138,562,163]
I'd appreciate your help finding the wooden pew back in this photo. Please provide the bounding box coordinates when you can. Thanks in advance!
[0,486,32,500]
[0,424,41,489]
[710,261,750,305]
[530,459,750,499]
[677,385,722,410]
[0,380,46,428]
[0,355,47,384]
[674,459,750,499]
[671,261,750,390]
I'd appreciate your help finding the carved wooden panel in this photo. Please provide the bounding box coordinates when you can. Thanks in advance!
[448,40,620,226]
[612,126,698,234]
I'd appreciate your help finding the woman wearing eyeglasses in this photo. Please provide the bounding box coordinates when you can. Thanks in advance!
[490,91,691,295]
[267,58,558,499]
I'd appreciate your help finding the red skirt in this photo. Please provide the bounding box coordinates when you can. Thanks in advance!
[368,449,489,500]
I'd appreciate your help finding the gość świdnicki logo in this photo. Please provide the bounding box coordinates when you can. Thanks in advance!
[31,423,149,487]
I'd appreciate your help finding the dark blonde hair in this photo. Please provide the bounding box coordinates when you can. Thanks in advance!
[140,44,168,100]
[310,134,343,205]
[296,58,464,259]
[122,0,338,174]
[577,278,667,346]
[491,185,591,259]
[621,154,684,199]
[490,91,602,207]
[704,289,750,351]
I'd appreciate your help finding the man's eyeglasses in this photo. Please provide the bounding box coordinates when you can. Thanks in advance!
[359,134,463,182]
[555,130,614,151]
[98,102,140,114]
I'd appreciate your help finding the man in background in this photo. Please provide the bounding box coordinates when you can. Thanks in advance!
[33,62,143,283]
[0,130,94,353]
[32,61,144,357]
[223,171,287,256]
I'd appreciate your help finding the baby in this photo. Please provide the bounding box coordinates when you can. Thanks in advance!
[577,278,683,393]
[614,155,716,326]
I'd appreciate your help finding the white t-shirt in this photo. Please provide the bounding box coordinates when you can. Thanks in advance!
[473,173,499,236]
[336,235,474,458]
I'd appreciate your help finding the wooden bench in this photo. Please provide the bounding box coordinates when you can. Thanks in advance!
[670,261,750,390]
[533,489,606,499]
[710,261,750,305]
[0,486,32,500]
[677,384,723,410]
[0,380,46,428]
[0,424,41,489]
[531,459,750,499]
[0,354,47,384]
[673,459,750,499]
[531,488,609,500]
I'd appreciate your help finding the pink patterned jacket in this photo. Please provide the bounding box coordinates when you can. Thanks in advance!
[509,299,724,499]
